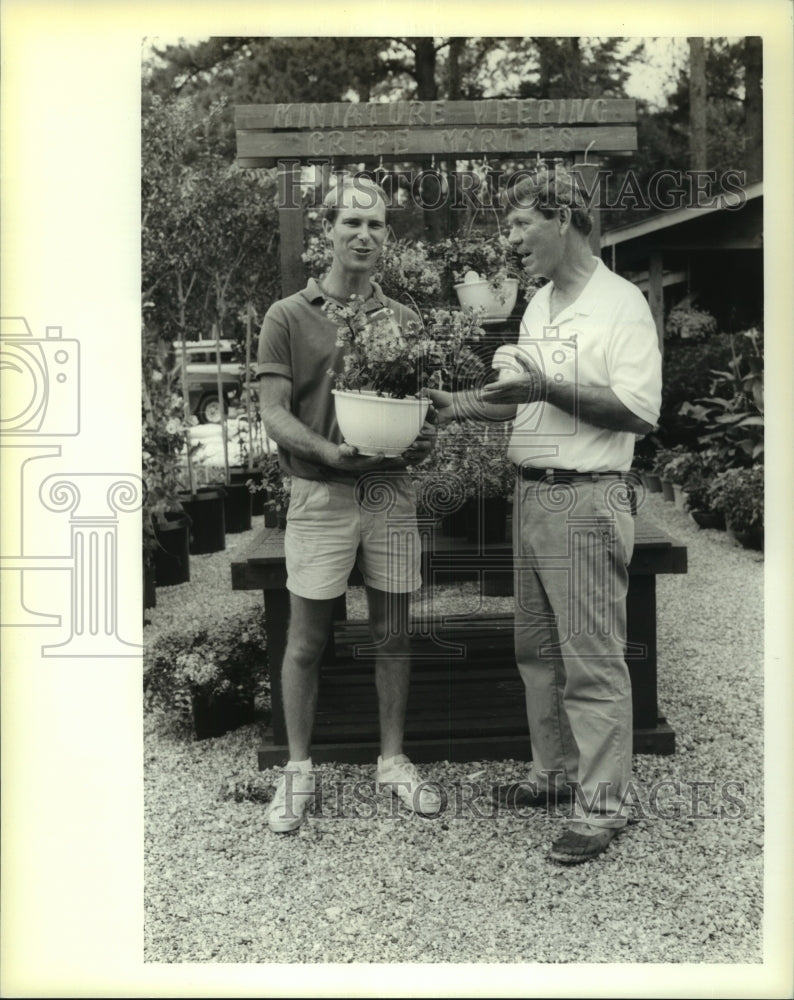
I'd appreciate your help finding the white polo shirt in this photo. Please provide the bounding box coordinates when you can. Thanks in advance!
[507,257,662,473]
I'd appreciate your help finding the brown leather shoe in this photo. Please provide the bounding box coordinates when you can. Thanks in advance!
[492,780,573,810]
[549,823,619,864]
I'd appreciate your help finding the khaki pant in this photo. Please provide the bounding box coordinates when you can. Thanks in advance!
[512,476,636,828]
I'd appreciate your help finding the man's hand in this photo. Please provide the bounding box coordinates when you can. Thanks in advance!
[329,442,388,471]
[478,353,545,407]
[401,410,438,466]
[423,388,456,425]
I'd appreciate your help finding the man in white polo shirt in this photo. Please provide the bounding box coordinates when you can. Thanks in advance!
[429,166,662,863]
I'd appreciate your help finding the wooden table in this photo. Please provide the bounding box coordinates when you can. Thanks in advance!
[231,514,687,766]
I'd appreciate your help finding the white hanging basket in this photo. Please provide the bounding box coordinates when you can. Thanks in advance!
[332,390,430,458]
[454,277,518,323]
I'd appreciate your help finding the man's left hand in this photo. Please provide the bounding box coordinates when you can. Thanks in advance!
[401,409,438,466]
[479,354,545,406]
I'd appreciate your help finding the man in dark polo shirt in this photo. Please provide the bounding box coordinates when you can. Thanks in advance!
[256,177,440,832]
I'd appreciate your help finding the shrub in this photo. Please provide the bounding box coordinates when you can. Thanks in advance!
[661,448,721,488]
[660,333,735,445]
[708,465,764,532]
[144,605,268,737]
[678,328,764,467]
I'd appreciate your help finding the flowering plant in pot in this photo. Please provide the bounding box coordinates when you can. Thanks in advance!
[324,295,487,457]
[708,465,764,549]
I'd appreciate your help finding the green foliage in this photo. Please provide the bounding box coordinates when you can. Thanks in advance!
[708,465,764,532]
[144,604,268,737]
[141,327,196,561]
[141,94,280,346]
[301,236,443,308]
[665,305,718,342]
[412,421,514,517]
[661,448,721,488]
[660,333,736,445]
[678,328,764,466]
[324,297,487,398]
[246,450,291,519]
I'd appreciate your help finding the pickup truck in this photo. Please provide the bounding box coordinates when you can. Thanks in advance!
[174,340,244,423]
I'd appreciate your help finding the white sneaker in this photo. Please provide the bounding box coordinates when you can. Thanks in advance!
[375,754,442,816]
[266,767,316,833]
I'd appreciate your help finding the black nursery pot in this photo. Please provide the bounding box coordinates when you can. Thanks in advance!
[228,467,265,516]
[143,558,157,610]
[178,487,226,554]
[153,512,191,586]
[223,482,253,534]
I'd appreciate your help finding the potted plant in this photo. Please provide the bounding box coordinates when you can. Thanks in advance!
[678,326,764,468]
[325,296,487,457]
[247,450,291,529]
[685,475,726,531]
[708,465,764,550]
[412,423,472,537]
[142,326,194,590]
[649,447,682,501]
[661,449,713,510]
[144,605,268,740]
[665,302,718,342]
[428,232,518,322]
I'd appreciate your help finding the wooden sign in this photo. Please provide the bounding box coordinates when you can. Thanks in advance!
[235,98,637,294]
[236,98,637,168]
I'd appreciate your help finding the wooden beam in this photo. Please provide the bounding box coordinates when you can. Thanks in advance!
[237,125,637,161]
[648,250,665,355]
[276,160,306,297]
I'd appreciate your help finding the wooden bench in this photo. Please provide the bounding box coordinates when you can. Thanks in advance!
[231,514,687,766]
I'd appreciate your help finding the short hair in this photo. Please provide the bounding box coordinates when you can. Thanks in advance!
[504,167,593,237]
[321,176,390,224]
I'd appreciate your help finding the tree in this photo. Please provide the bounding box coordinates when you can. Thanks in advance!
[744,37,762,183]
[688,37,708,171]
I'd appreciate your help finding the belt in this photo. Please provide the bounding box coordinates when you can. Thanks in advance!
[519,467,628,484]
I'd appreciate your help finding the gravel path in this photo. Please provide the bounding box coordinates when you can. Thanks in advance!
[144,494,764,965]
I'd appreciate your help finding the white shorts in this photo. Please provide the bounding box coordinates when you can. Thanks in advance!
[284,473,422,600]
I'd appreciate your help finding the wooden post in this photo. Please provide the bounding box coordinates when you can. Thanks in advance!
[648,250,664,356]
[277,159,306,297]
[571,158,601,255]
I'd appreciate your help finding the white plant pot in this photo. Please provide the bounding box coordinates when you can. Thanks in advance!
[454,277,518,323]
[332,390,430,458]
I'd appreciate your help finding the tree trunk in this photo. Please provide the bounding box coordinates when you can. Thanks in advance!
[744,36,762,184]
[412,38,444,241]
[413,38,438,100]
[688,37,708,172]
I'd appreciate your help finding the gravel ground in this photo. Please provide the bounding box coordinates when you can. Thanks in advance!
[144,494,764,965]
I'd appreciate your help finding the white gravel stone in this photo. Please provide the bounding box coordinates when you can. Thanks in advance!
[145,494,764,964]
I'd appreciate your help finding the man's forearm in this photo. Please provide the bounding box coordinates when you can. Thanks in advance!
[450,389,517,424]
[260,398,338,467]
[544,380,654,435]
